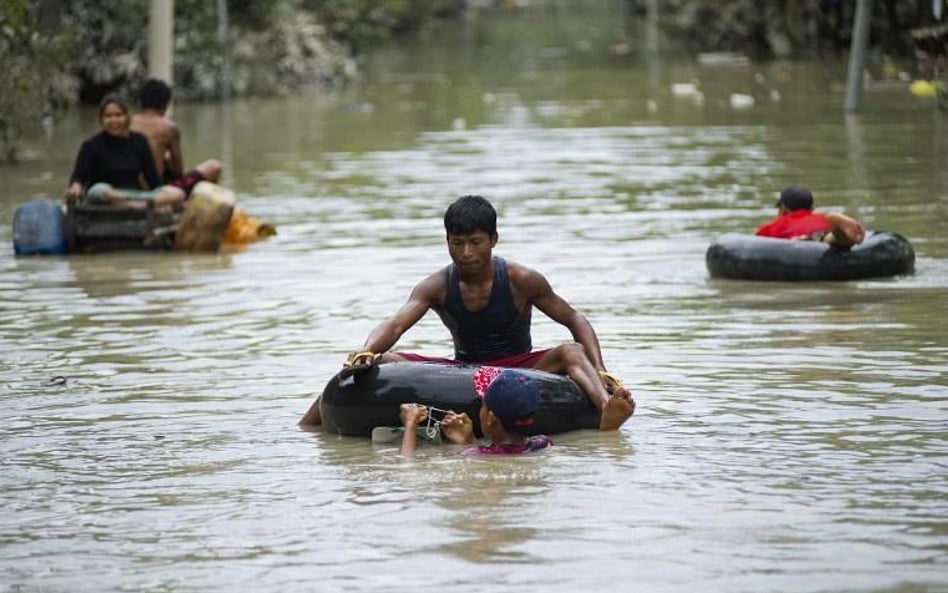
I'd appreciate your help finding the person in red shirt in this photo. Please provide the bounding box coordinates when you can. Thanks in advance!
[756,185,865,247]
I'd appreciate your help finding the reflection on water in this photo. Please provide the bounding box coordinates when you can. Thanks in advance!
[1,3,947,592]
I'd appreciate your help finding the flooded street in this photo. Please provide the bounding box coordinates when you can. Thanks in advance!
[1,3,947,592]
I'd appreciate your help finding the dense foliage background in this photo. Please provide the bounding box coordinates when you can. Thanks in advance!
[1,0,944,162]
[649,0,944,58]
[0,0,464,161]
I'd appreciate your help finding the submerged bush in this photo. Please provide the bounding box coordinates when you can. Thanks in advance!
[651,0,936,59]
[304,0,465,52]
[176,6,352,100]
[0,0,77,162]
[0,0,355,161]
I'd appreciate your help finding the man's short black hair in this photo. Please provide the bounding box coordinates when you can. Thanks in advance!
[140,78,172,110]
[776,185,814,211]
[444,195,497,236]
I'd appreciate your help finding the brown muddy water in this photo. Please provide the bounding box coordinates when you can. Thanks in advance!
[1,3,946,592]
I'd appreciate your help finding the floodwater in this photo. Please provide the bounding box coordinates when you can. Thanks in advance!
[1,3,947,592]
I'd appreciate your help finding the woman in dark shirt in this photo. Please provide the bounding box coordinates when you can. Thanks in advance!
[65,95,185,209]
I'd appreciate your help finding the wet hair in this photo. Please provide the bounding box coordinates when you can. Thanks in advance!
[139,78,172,110]
[444,195,497,236]
[98,94,130,119]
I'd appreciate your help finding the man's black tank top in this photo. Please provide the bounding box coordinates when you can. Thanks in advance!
[436,257,532,362]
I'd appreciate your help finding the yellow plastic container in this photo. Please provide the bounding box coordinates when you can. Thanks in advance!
[224,207,277,244]
[174,181,235,252]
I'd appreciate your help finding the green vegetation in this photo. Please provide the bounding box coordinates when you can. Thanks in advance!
[1,0,942,162]
[0,0,76,162]
[651,0,943,59]
[0,0,464,162]
[304,0,464,52]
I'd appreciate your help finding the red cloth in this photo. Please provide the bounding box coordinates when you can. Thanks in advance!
[461,435,553,455]
[756,209,832,239]
[472,366,504,398]
[169,169,205,196]
[395,348,551,370]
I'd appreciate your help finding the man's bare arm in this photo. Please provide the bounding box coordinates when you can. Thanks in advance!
[513,265,607,371]
[167,124,183,179]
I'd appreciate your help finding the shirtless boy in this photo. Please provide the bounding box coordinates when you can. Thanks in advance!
[130,78,222,196]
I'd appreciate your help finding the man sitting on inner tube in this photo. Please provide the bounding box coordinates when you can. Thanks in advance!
[756,185,866,248]
[300,194,634,431]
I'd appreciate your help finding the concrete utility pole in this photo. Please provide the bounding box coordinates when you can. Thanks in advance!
[148,0,174,84]
[645,0,660,110]
[845,0,872,112]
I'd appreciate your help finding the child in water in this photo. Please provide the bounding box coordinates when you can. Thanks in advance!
[399,368,553,456]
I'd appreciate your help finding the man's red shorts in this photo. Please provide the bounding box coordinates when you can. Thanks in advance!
[169,169,205,196]
[394,349,551,369]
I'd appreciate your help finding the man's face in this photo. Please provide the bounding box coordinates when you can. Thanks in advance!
[447,230,497,275]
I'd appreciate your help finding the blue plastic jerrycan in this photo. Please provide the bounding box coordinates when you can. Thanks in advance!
[13,198,67,255]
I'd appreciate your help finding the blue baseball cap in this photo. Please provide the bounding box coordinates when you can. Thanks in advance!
[483,370,540,432]
[776,185,814,211]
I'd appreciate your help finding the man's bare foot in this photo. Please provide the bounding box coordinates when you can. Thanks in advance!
[99,187,132,202]
[103,194,149,210]
[599,387,635,431]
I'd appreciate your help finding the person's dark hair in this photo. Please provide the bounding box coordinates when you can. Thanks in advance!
[444,195,497,236]
[139,78,172,110]
[98,94,130,119]
[776,185,814,211]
